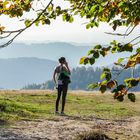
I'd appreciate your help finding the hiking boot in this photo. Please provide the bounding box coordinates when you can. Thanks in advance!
[55,111,59,115]
[60,112,66,116]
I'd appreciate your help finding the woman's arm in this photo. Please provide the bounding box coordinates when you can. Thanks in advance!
[53,68,57,84]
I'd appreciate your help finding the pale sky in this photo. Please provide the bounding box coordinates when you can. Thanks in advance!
[0,0,139,45]
[1,16,140,45]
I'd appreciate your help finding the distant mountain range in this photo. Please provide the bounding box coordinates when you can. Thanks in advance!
[0,41,133,67]
[0,41,134,89]
[0,42,91,67]
[0,57,57,89]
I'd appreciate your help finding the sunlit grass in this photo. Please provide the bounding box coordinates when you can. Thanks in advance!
[0,90,140,124]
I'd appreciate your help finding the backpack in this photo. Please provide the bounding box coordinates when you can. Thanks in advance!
[58,66,71,85]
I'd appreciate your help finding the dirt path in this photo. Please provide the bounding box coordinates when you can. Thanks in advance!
[0,116,140,140]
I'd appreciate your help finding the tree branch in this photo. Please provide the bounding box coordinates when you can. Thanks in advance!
[0,32,12,39]
[133,41,140,46]
[0,0,53,49]
[129,35,140,44]
[105,25,136,36]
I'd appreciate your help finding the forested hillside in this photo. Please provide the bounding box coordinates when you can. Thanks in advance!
[23,66,140,91]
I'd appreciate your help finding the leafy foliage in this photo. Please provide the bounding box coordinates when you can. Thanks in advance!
[69,0,140,102]
[64,0,140,101]
[80,42,140,101]
[0,0,75,47]
[0,0,139,47]
[69,0,140,29]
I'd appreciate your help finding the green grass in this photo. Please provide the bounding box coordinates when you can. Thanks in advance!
[0,90,140,124]
[66,93,139,118]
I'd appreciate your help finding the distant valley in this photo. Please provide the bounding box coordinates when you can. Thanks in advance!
[0,57,57,89]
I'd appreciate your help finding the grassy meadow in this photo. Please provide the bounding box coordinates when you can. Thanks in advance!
[0,90,140,124]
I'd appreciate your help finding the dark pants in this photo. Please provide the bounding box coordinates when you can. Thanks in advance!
[55,84,68,112]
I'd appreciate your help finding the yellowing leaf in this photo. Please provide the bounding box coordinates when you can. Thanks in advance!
[125,60,136,69]
[136,56,140,63]
[0,26,5,31]
[107,80,115,89]
[79,57,87,64]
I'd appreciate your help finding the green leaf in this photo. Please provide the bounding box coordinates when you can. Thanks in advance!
[100,72,106,80]
[48,5,53,12]
[44,19,51,25]
[99,85,107,93]
[110,40,117,45]
[101,80,108,85]
[123,43,133,52]
[89,5,97,13]
[62,14,66,21]
[112,89,118,93]
[80,11,85,17]
[88,49,93,55]
[117,95,124,102]
[66,15,70,22]
[86,23,91,29]
[136,48,140,53]
[74,10,80,15]
[100,50,106,57]
[111,45,118,53]
[117,84,126,91]
[69,16,74,23]
[88,82,99,89]
[94,45,102,50]
[89,57,95,65]
[105,73,111,81]
[84,58,89,65]
[86,14,91,19]
[35,20,39,26]
[94,22,99,27]
[24,20,31,27]
[112,23,117,31]
[117,58,124,64]
[56,6,61,12]
[128,93,135,102]
[93,51,99,58]
[103,68,110,72]
[124,78,139,88]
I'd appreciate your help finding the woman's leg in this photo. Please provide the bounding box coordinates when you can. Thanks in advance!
[61,84,68,113]
[55,85,62,112]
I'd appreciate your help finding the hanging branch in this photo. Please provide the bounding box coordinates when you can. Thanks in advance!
[0,0,53,49]
[129,35,140,44]
[104,25,137,36]
[0,32,12,39]
[133,41,140,46]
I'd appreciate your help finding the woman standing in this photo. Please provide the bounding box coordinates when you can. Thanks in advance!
[53,57,71,115]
